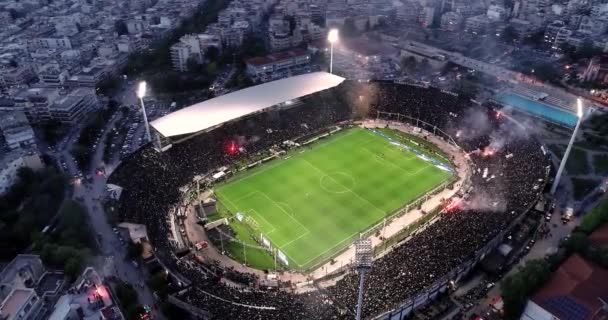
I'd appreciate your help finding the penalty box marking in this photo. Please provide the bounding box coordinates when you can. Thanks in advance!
[235,191,310,251]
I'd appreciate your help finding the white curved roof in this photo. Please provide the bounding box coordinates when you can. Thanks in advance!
[150,72,345,137]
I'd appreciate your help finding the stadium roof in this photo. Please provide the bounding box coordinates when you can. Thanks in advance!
[150,72,345,137]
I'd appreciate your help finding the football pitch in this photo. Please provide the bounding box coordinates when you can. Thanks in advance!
[215,127,453,270]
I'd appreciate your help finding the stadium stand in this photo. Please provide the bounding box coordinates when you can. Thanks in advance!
[109,77,550,319]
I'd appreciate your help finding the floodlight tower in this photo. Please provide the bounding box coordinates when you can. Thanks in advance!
[354,239,372,320]
[137,81,152,142]
[327,29,339,74]
[550,98,585,195]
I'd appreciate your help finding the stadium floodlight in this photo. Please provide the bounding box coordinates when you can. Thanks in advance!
[550,98,585,195]
[327,29,339,74]
[137,81,152,142]
[354,239,372,320]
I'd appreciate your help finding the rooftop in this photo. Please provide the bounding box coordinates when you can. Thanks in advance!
[151,72,345,137]
[532,254,608,320]
[246,48,309,66]
[588,224,608,247]
[0,288,34,319]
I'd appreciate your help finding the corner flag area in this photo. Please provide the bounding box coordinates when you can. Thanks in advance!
[215,127,453,270]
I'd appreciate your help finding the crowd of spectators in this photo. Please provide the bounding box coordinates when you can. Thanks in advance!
[109,81,549,319]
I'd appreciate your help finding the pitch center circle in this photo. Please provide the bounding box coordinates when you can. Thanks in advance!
[320,172,356,194]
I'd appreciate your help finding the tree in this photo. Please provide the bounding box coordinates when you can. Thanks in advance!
[206,62,218,76]
[40,119,65,146]
[523,30,544,47]
[56,200,95,248]
[204,46,220,62]
[127,242,143,259]
[70,144,91,171]
[160,302,188,320]
[501,26,519,44]
[64,257,82,280]
[576,40,601,60]
[186,57,202,73]
[342,18,359,37]
[116,283,139,307]
[577,200,608,233]
[148,271,169,298]
[502,259,551,319]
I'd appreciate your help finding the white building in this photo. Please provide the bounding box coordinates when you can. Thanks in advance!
[0,111,35,150]
[12,87,98,124]
[487,5,507,21]
[418,6,435,27]
[27,37,73,50]
[0,152,43,195]
[245,48,311,83]
[170,33,222,72]
[0,255,65,319]
[36,63,70,87]
[50,88,99,123]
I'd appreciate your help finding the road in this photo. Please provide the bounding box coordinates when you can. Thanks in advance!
[43,83,163,319]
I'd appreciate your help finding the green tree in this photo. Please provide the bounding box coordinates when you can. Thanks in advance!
[576,40,601,60]
[56,200,95,248]
[204,46,220,62]
[64,257,82,280]
[127,242,143,259]
[206,62,218,76]
[564,232,590,254]
[148,271,169,298]
[114,20,129,36]
[186,57,202,73]
[577,200,608,233]
[523,30,544,47]
[501,26,519,44]
[502,259,551,319]
[40,119,66,146]
[116,283,139,307]
[342,18,359,37]
[160,302,188,320]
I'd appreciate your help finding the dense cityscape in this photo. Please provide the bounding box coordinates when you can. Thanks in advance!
[1,0,608,319]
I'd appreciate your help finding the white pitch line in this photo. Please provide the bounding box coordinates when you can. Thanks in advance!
[301,159,385,216]
[257,191,310,234]
[298,230,361,268]
[247,209,276,234]
[279,230,310,250]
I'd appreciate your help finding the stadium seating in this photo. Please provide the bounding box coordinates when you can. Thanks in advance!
[109,80,549,319]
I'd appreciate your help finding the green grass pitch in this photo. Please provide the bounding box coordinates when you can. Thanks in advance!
[215,127,453,270]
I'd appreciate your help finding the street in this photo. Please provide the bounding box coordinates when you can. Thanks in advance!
[41,81,163,319]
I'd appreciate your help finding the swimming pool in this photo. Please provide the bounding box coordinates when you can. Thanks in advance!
[495,93,578,126]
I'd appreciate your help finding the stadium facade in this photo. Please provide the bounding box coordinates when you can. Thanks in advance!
[149,72,345,148]
[109,74,551,320]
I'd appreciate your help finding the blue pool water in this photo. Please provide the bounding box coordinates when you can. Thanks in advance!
[495,93,578,126]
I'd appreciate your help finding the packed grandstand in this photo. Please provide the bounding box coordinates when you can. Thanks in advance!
[109,72,551,319]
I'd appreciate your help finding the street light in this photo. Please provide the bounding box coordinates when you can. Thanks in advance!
[327,29,339,74]
[550,98,584,194]
[354,239,372,320]
[137,81,152,143]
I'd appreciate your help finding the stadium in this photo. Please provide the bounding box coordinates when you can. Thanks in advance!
[108,72,551,319]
